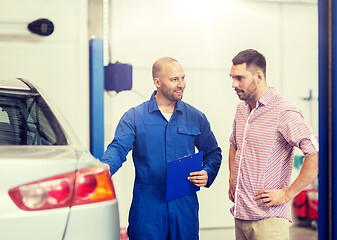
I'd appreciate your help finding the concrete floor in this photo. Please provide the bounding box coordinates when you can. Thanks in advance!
[199,225,318,240]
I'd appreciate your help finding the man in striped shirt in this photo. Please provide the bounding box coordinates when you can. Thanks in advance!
[228,49,318,240]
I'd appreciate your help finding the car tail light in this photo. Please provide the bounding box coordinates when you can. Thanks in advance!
[8,166,116,211]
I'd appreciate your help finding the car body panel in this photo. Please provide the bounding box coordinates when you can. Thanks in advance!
[0,79,120,240]
[0,148,77,240]
[0,79,31,91]
[65,201,120,240]
[0,147,121,240]
[0,207,70,240]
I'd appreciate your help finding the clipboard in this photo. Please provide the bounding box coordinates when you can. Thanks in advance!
[166,151,203,201]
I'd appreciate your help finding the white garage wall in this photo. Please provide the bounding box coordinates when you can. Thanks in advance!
[0,0,318,230]
[106,0,318,229]
[282,4,318,133]
[0,0,89,148]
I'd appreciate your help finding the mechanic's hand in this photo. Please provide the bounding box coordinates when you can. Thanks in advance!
[229,177,235,202]
[254,184,289,210]
[187,170,208,187]
[103,163,111,177]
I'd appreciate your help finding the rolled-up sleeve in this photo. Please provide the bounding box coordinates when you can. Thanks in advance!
[279,110,318,157]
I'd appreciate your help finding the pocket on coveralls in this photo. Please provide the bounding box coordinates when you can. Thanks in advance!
[177,126,201,155]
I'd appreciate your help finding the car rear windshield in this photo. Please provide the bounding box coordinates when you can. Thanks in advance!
[0,91,68,145]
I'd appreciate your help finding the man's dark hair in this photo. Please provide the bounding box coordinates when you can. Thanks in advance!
[232,49,266,77]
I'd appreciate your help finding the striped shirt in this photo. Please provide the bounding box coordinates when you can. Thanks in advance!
[229,87,318,222]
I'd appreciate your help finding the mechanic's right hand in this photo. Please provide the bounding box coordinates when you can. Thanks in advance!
[103,163,111,176]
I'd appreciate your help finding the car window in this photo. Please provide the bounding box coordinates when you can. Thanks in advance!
[0,91,68,145]
[0,106,10,123]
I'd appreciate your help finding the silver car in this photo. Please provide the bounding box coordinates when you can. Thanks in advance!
[0,78,121,240]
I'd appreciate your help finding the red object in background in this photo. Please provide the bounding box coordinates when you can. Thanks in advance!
[293,189,318,220]
[307,190,318,219]
[120,227,128,240]
[293,190,308,218]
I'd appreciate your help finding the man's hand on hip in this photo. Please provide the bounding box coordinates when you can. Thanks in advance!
[254,184,289,210]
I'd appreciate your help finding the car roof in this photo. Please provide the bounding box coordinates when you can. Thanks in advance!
[0,78,38,93]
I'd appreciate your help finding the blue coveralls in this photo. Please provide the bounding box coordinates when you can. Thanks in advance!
[101,91,222,240]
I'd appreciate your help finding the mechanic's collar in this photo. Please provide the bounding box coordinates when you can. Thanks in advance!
[149,90,183,114]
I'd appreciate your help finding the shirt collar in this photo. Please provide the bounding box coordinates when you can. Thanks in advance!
[148,90,183,114]
[255,87,277,108]
[148,91,160,113]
